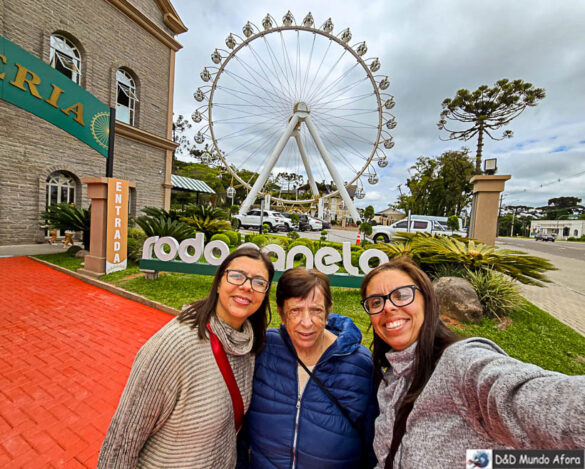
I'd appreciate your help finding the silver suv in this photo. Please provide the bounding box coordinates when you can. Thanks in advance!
[232,209,293,232]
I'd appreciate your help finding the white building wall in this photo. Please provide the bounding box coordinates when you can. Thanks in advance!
[530,220,585,239]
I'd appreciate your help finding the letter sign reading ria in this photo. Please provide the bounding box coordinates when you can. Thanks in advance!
[0,35,110,157]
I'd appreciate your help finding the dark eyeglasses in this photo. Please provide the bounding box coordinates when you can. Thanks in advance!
[361,285,421,315]
[225,269,269,293]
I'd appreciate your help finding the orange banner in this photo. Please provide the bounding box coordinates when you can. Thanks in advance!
[105,178,129,274]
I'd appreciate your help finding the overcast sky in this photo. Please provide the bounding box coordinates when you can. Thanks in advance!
[171,0,585,213]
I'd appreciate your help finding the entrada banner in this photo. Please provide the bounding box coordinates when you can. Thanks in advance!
[106,179,129,274]
[0,35,110,157]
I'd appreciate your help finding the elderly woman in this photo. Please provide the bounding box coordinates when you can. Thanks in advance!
[360,257,585,469]
[98,247,274,468]
[239,267,378,468]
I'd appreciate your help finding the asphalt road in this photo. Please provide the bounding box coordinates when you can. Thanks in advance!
[496,237,585,262]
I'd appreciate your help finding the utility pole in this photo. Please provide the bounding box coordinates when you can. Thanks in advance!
[496,195,504,239]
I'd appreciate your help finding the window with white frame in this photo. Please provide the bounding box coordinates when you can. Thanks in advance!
[116,69,138,125]
[49,34,81,84]
[46,171,76,207]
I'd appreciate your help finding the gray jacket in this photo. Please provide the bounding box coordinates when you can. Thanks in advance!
[374,337,585,468]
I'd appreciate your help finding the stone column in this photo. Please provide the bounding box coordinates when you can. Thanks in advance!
[78,177,109,277]
[469,175,511,246]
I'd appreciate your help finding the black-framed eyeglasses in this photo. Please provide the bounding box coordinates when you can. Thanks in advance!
[360,285,421,315]
[225,269,269,293]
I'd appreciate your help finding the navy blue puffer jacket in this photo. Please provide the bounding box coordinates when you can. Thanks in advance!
[238,314,378,469]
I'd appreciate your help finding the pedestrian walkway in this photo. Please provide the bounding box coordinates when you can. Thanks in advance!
[0,257,172,468]
[497,241,585,337]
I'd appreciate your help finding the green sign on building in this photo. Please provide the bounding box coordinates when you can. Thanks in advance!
[0,35,110,157]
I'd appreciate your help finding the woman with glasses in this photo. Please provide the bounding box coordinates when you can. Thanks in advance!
[98,247,274,468]
[360,257,585,469]
[238,267,378,468]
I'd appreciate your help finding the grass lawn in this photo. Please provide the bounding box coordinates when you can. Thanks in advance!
[34,253,585,375]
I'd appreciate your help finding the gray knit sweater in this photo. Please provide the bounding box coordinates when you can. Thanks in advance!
[98,315,255,468]
[374,337,585,468]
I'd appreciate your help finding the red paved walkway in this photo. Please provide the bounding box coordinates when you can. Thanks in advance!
[0,257,173,468]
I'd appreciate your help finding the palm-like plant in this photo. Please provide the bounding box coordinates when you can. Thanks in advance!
[393,233,556,286]
[180,215,231,241]
[141,206,183,221]
[182,203,227,220]
[134,216,194,242]
[365,239,417,260]
[42,203,91,249]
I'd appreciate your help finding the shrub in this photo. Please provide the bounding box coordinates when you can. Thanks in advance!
[465,269,523,320]
[447,215,460,231]
[127,227,148,262]
[263,235,290,248]
[221,230,240,246]
[289,237,315,252]
[359,222,372,236]
[287,230,300,240]
[42,203,91,249]
[351,248,364,267]
[250,235,268,247]
[210,233,231,246]
[429,262,468,280]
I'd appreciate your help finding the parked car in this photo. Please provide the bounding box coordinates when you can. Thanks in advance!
[535,232,555,242]
[276,212,299,231]
[297,214,323,231]
[371,217,467,243]
[232,209,293,232]
[318,219,331,229]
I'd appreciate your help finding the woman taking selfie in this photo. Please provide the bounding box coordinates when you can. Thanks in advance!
[239,268,378,468]
[98,247,274,468]
[360,257,585,469]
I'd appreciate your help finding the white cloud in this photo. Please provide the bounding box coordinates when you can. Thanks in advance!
[172,0,585,212]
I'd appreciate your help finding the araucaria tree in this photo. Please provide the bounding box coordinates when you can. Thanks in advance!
[438,79,546,172]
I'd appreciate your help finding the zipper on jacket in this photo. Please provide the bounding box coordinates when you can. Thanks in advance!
[291,395,302,469]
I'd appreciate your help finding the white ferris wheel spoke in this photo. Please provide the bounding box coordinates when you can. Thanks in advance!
[195,15,396,218]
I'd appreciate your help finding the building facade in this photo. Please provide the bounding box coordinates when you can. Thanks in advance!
[530,219,585,240]
[0,0,186,245]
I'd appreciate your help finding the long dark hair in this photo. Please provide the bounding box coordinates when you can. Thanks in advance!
[360,257,459,469]
[178,247,274,354]
[276,268,332,319]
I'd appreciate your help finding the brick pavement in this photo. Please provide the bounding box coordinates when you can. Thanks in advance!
[0,257,173,468]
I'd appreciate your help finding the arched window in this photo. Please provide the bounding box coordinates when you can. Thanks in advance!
[50,34,81,84]
[46,171,76,207]
[116,69,138,125]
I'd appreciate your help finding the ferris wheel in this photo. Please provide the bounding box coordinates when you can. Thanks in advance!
[192,11,396,222]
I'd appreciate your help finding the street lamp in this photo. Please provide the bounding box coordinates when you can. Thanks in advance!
[226,186,235,205]
[484,158,497,175]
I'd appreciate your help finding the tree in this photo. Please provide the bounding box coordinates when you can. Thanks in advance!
[172,114,193,171]
[538,196,583,220]
[363,205,375,222]
[396,148,475,216]
[438,79,546,172]
[276,172,304,198]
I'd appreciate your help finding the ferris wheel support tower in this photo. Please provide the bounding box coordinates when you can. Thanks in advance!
[239,103,361,222]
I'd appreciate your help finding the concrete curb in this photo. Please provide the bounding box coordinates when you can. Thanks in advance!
[29,256,180,317]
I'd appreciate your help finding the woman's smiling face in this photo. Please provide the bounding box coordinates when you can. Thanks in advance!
[365,269,425,350]
[215,256,269,330]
